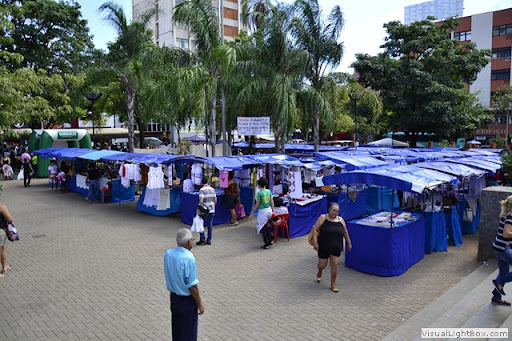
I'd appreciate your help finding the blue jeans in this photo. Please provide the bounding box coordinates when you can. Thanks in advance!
[200,213,214,243]
[88,179,100,201]
[493,246,512,300]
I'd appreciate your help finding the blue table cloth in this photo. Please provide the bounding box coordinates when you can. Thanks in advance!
[137,187,181,216]
[346,213,425,277]
[181,191,232,225]
[444,207,462,247]
[327,189,367,221]
[288,196,328,238]
[110,179,135,203]
[366,187,400,215]
[457,200,480,234]
[240,187,254,215]
[424,211,447,254]
[67,175,90,198]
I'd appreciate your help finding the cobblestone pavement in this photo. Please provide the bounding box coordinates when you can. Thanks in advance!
[0,179,482,340]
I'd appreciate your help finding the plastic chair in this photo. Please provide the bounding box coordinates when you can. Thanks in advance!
[274,214,290,243]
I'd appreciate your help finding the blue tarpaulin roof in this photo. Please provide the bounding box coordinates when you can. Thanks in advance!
[78,150,124,161]
[445,158,501,174]
[416,162,486,177]
[33,147,69,158]
[315,152,388,171]
[197,156,258,170]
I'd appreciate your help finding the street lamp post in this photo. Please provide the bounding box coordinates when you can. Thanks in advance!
[349,93,358,149]
[205,84,209,157]
[85,92,103,145]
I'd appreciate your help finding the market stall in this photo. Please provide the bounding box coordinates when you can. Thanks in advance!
[180,188,232,225]
[346,211,425,276]
[287,195,328,238]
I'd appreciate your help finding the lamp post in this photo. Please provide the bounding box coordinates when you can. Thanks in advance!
[205,84,209,157]
[85,92,103,145]
[349,93,358,149]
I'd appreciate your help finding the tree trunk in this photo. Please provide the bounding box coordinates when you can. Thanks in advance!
[125,83,136,153]
[210,96,217,156]
[313,106,320,152]
[136,117,145,149]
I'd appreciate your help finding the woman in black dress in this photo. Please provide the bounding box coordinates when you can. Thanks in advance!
[311,202,352,293]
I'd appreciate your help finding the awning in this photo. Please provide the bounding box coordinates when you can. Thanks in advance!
[79,150,124,161]
[416,162,486,177]
[315,152,388,171]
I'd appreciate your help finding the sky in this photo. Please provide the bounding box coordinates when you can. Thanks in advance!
[78,0,510,72]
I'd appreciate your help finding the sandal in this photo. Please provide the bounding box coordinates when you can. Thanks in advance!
[261,245,270,250]
[330,287,339,293]
[228,222,239,226]
[3,265,10,273]
[493,279,506,296]
[491,298,511,306]
[316,276,322,283]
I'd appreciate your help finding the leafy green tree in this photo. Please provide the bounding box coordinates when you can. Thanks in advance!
[89,1,156,152]
[352,18,492,146]
[233,6,307,152]
[0,0,95,74]
[289,0,345,152]
[173,0,237,156]
[492,86,512,143]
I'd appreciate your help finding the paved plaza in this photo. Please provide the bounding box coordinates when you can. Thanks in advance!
[0,179,482,340]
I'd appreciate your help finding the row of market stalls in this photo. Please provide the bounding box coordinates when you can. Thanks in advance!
[33,146,503,277]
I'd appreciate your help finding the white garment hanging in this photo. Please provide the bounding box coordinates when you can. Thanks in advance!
[191,164,203,185]
[76,175,88,189]
[147,165,165,189]
[143,188,161,207]
[157,188,171,210]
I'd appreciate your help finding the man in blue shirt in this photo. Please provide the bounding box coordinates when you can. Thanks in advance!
[164,228,205,340]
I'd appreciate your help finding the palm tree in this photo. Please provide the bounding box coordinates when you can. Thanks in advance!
[94,1,156,152]
[241,0,276,33]
[289,0,344,152]
[173,0,237,156]
[234,6,307,152]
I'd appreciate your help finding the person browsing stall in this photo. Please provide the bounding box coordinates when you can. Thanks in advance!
[0,204,14,279]
[225,172,240,226]
[249,177,275,249]
[86,162,101,203]
[164,228,205,340]
[311,202,352,293]
[196,176,216,246]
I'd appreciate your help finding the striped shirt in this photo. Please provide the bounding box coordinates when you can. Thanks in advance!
[493,214,512,251]
[199,185,216,213]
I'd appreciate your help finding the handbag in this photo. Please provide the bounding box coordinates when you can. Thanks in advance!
[235,204,246,218]
[190,215,204,233]
[463,208,474,222]
[6,223,19,242]
[308,227,318,246]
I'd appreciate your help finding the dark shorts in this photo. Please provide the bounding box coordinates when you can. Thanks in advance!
[318,247,341,259]
[226,195,238,209]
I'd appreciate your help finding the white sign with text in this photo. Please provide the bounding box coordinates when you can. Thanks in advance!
[237,117,270,136]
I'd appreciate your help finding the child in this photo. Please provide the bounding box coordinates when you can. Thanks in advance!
[57,170,67,193]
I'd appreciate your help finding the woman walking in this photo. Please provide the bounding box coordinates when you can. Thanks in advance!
[225,172,240,226]
[249,177,274,249]
[0,204,14,278]
[311,202,352,293]
[491,195,512,306]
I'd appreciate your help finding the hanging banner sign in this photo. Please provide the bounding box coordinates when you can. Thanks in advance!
[237,117,270,136]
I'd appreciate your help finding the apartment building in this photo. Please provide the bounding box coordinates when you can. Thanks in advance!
[133,0,243,48]
[458,8,512,143]
[405,0,463,25]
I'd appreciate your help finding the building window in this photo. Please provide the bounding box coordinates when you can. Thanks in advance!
[493,24,512,37]
[491,69,511,81]
[454,31,471,41]
[176,38,189,49]
[492,47,512,59]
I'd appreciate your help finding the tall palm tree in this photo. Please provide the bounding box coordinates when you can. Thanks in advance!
[241,0,276,33]
[94,1,156,152]
[173,0,236,156]
[290,0,344,151]
[234,6,307,152]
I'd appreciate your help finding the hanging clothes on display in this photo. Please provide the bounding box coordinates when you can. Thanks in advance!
[118,164,131,188]
[219,170,229,188]
[157,188,171,210]
[288,170,303,199]
[76,174,88,189]
[140,164,149,186]
[143,188,161,207]
[191,163,203,185]
[235,169,251,188]
[147,165,165,189]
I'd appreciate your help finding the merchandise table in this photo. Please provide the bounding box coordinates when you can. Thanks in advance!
[346,211,425,277]
[424,211,447,254]
[444,207,462,247]
[327,189,367,221]
[287,196,328,238]
[181,189,232,225]
[137,187,180,215]
[457,200,480,234]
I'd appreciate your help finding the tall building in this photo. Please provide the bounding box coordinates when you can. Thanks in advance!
[405,0,463,25]
[457,8,512,143]
[133,0,243,49]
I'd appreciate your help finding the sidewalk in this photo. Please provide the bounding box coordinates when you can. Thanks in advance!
[0,179,482,340]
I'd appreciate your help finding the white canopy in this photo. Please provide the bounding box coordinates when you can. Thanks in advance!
[366,138,409,147]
